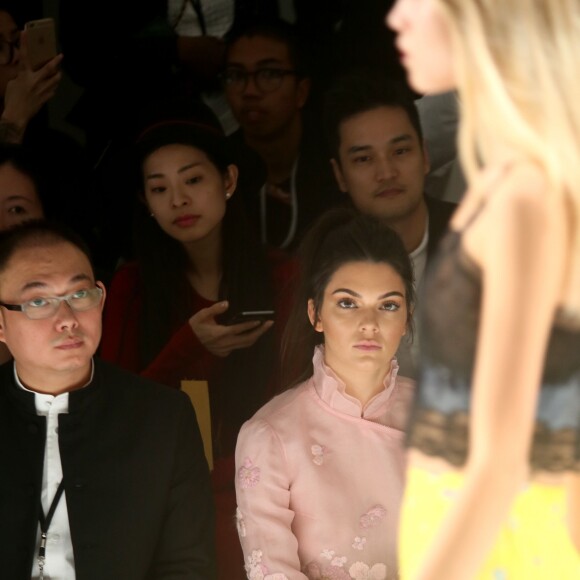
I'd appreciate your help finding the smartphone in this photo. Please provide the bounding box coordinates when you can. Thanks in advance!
[24,18,57,71]
[225,310,275,325]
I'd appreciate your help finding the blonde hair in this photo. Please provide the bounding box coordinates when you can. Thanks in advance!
[439,0,580,316]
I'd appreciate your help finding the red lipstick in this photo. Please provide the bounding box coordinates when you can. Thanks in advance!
[173,214,200,227]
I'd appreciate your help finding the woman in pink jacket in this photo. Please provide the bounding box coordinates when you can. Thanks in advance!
[235,209,416,580]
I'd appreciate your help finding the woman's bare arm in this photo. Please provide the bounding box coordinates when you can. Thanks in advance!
[415,165,568,580]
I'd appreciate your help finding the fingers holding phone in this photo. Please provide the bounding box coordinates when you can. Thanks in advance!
[189,302,274,358]
[1,19,62,140]
[19,21,63,82]
[224,310,276,326]
[24,18,58,71]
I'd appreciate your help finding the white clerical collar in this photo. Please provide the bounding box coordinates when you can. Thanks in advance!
[13,359,95,395]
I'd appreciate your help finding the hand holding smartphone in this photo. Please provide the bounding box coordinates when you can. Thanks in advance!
[24,18,57,71]
[224,310,275,326]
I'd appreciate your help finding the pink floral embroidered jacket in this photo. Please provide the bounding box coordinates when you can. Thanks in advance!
[235,346,415,580]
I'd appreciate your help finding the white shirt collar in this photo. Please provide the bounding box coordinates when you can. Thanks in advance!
[409,213,430,261]
[14,359,94,408]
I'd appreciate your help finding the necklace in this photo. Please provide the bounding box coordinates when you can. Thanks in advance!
[259,157,299,249]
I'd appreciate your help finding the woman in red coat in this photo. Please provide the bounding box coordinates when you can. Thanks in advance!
[100,99,293,579]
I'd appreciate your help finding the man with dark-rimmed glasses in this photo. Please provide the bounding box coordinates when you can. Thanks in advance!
[0,220,216,579]
[223,18,339,250]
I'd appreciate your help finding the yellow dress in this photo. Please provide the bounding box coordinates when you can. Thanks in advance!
[400,228,580,578]
[399,466,580,579]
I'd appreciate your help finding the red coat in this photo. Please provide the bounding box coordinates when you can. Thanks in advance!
[99,252,296,579]
[101,253,295,388]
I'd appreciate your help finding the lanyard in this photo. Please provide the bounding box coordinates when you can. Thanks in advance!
[189,0,207,35]
[38,480,65,580]
[259,158,299,249]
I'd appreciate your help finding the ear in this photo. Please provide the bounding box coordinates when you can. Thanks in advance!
[330,158,349,193]
[422,140,431,175]
[307,299,323,332]
[0,309,6,344]
[224,164,239,199]
[96,281,107,313]
[296,77,311,110]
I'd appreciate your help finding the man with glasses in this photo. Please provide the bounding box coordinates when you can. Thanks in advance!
[223,19,338,250]
[0,220,216,579]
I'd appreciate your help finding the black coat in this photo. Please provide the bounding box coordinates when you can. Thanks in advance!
[0,359,216,580]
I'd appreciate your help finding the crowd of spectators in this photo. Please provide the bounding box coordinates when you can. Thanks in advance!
[0,2,464,578]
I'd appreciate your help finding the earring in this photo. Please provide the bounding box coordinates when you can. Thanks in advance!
[225,192,231,199]
[150,212,155,217]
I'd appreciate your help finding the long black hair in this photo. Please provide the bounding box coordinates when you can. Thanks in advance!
[281,208,415,389]
[132,100,275,453]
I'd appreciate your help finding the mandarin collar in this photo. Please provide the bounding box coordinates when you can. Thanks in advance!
[311,345,399,419]
[4,358,104,416]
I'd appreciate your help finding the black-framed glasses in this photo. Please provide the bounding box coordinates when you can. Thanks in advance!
[0,37,20,66]
[221,67,298,93]
[0,287,103,320]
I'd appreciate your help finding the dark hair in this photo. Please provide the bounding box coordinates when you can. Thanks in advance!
[323,70,424,161]
[134,98,233,176]
[132,103,275,445]
[225,18,309,78]
[0,143,46,208]
[281,208,415,389]
[0,4,20,26]
[0,219,93,277]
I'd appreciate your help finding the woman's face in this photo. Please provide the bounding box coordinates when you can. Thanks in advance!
[0,11,19,97]
[0,163,43,230]
[387,0,456,94]
[142,144,237,246]
[308,261,408,374]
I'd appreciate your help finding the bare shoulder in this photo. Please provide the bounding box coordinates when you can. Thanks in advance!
[488,163,561,218]
[463,163,567,269]
[454,163,554,231]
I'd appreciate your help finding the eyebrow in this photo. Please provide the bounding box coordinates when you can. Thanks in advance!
[346,134,414,155]
[331,288,405,300]
[145,162,202,180]
[20,273,94,293]
[227,58,285,69]
[4,195,33,202]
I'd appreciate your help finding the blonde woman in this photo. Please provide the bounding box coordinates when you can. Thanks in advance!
[387,1,580,578]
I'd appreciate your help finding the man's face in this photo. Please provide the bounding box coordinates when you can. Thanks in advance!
[224,35,310,140]
[0,242,105,388]
[0,11,19,97]
[331,106,430,224]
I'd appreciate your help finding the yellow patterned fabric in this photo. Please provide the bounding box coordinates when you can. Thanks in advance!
[399,467,580,579]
